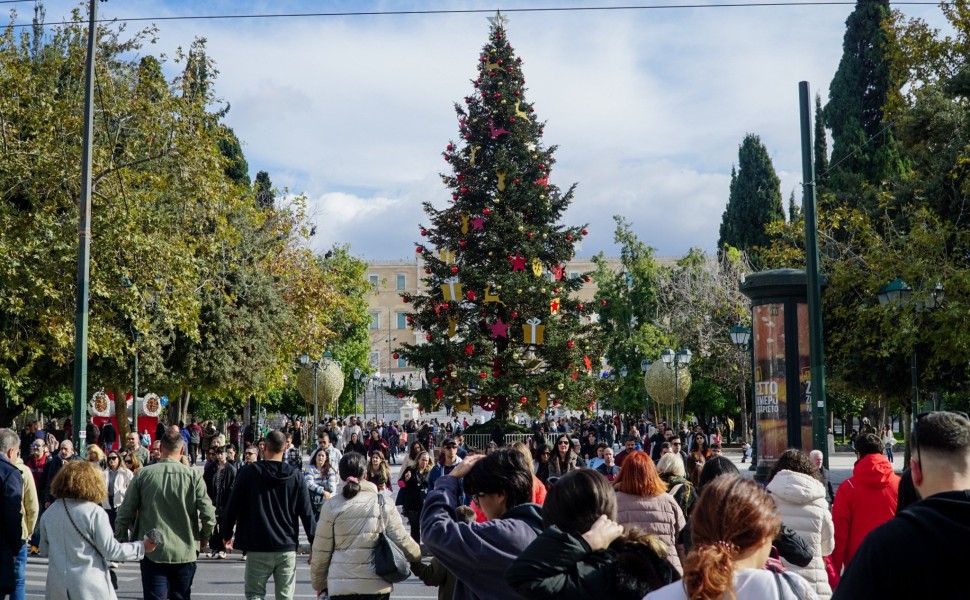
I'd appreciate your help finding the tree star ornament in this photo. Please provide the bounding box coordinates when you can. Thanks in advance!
[510,254,527,271]
[488,11,509,28]
[550,297,560,315]
[471,217,485,230]
[489,318,511,339]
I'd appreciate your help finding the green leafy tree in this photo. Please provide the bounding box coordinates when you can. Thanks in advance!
[717,134,784,260]
[255,171,274,211]
[591,216,668,415]
[397,17,604,420]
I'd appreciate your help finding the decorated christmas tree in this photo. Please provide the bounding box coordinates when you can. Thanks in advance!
[395,13,605,420]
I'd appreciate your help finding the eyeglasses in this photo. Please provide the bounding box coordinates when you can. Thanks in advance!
[124,460,133,465]
[471,492,491,506]
[557,441,569,446]
[108,456,120,461]
[913,411,970,473]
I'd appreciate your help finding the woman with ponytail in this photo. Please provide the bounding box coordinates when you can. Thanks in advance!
[310,452,421,599]
[646,475,817,600]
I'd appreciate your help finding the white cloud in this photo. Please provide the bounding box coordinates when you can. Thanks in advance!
[30,0,955,259]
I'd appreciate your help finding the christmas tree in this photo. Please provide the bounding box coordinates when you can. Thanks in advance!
[395,13,605,421]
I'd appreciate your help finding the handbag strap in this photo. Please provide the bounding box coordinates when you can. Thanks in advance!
[62,499,109,566]
[376,491,388,534]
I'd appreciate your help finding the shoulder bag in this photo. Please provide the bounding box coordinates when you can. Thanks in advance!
[772,570,803,600]
[62,499,119,590]
[372,493,410,583]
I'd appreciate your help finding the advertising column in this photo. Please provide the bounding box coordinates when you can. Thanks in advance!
[753,303,788,467]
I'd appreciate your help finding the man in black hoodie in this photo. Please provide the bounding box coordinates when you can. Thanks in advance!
[221,430,315,599]
[835,411,970,598]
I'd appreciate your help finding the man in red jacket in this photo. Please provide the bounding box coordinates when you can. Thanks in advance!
[831,432,899,575]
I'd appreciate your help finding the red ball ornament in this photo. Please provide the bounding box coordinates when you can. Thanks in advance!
[582,228,589,236]
[566,235,573,241]
[538,128,544,134]
[514,91,520,96]
[416,246,424,253]
[510,117,516,123]
[517,57,522,62]
[472,82,479,88]
[466,345,475,355]
[451,266,459,274]
[497,59,503,65]
[459,240,467,247]
[461,187,468,193]
[406,316,413,323]
[577,304,584,311]
[452,194,458,200]
[511,312,518,318]
[442,303,450,310]
[402,297,409,303]
[584,276,591,283]
[492,370,502,377]
[483,208,490,215]
[424,268,431,274]
[553,288,560,294]
[513,178,520,184]
[397,392,405,399]
[520,396,527,404]
[601,300,608,306]
[426,334,432,341]
[464,97,471,104]
[493,93,501,98]
[553,400,560,407]
[447,144,454,151]
[432,377,440,384]
[392,352,400,359]
[420,229,427,236]
[567,340,575,349]
[526,232,533,238]
[464,134,471,139]
[480,371,488,379]
[540,164,546,170]
[466,290,476,300]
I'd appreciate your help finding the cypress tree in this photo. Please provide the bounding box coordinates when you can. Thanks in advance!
[824,0,903,205]
[718,134,785,252]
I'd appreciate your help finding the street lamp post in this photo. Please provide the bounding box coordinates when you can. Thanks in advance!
[640,359,652,420]
[353,368,363,419]
[300,352,320,431]
[730,323,752,444]
[877,277,943,466]
[661,348,692,426]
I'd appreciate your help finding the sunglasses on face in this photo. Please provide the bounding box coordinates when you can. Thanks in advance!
[108,456,119,461]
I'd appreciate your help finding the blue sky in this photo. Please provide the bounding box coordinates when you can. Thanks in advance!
[13,1,951,261]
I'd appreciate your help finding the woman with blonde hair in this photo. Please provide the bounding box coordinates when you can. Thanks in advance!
[645,475,817,600]
[656,452,696,520]
[39,461,155,600]
[85,444,105,469]
[613,451,685,574]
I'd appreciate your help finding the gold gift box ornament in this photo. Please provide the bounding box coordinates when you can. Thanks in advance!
[440,277,462,302]
[522,317,544,345]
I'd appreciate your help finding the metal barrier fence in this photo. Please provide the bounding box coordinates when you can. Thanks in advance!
[454,433,561,451]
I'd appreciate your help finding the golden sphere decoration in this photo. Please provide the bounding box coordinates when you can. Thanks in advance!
[644,361,691,406]
[297,362,345,409]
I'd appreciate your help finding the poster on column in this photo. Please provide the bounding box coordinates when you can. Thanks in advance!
[754,303,787,464]
[797,304,814,451]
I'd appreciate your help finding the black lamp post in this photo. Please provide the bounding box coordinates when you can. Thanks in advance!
[660,348,692,426]
[730,323,752,444]
[877,277,943,466]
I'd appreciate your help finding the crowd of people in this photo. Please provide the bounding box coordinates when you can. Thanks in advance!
[1,409,968,600]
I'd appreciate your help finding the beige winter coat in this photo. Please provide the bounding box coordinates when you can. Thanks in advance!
[310,479,421,596]
[615,490,686,574]
[766,469,834,600]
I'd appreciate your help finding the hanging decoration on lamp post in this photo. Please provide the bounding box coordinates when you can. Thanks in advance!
[643,356,691,426]
[297,352,344,424]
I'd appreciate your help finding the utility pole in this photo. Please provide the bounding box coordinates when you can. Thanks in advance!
[800,81,829,467]
[72,0,99,450]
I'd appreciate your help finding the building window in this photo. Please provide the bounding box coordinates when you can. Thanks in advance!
[396,312,408,329]
[368,351,380,368]
[397,357,408,368]
[369,311,381,330]
[368,274,379,289]
[396,273,406,291]
[569,271,580,280]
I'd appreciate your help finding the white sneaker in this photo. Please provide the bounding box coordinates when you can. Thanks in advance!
[217,551,227,559]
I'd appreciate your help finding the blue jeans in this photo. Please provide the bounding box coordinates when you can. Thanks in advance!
[0,542,27,600]
[887,446,894,462]
[140,558,197,600]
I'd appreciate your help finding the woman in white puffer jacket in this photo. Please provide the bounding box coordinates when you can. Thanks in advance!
[765,449,835,600]
[311,451,421,599]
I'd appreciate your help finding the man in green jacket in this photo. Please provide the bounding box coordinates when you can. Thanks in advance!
[116,430,215,600]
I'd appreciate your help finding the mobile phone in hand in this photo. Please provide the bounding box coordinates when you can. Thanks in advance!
[146,529,164,547]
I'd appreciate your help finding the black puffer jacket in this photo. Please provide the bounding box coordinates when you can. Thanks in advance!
[506,526,679,600]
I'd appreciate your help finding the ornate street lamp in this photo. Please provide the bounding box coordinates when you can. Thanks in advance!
[730,323,752,444]
[661,348,692,425]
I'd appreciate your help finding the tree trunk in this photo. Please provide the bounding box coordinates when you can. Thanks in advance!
[114,386,130,443]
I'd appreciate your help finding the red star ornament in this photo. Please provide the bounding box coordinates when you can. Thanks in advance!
[510,253,527,271]
[550,298,560,315]
[471,217,485,230]
[489,318,511,339]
